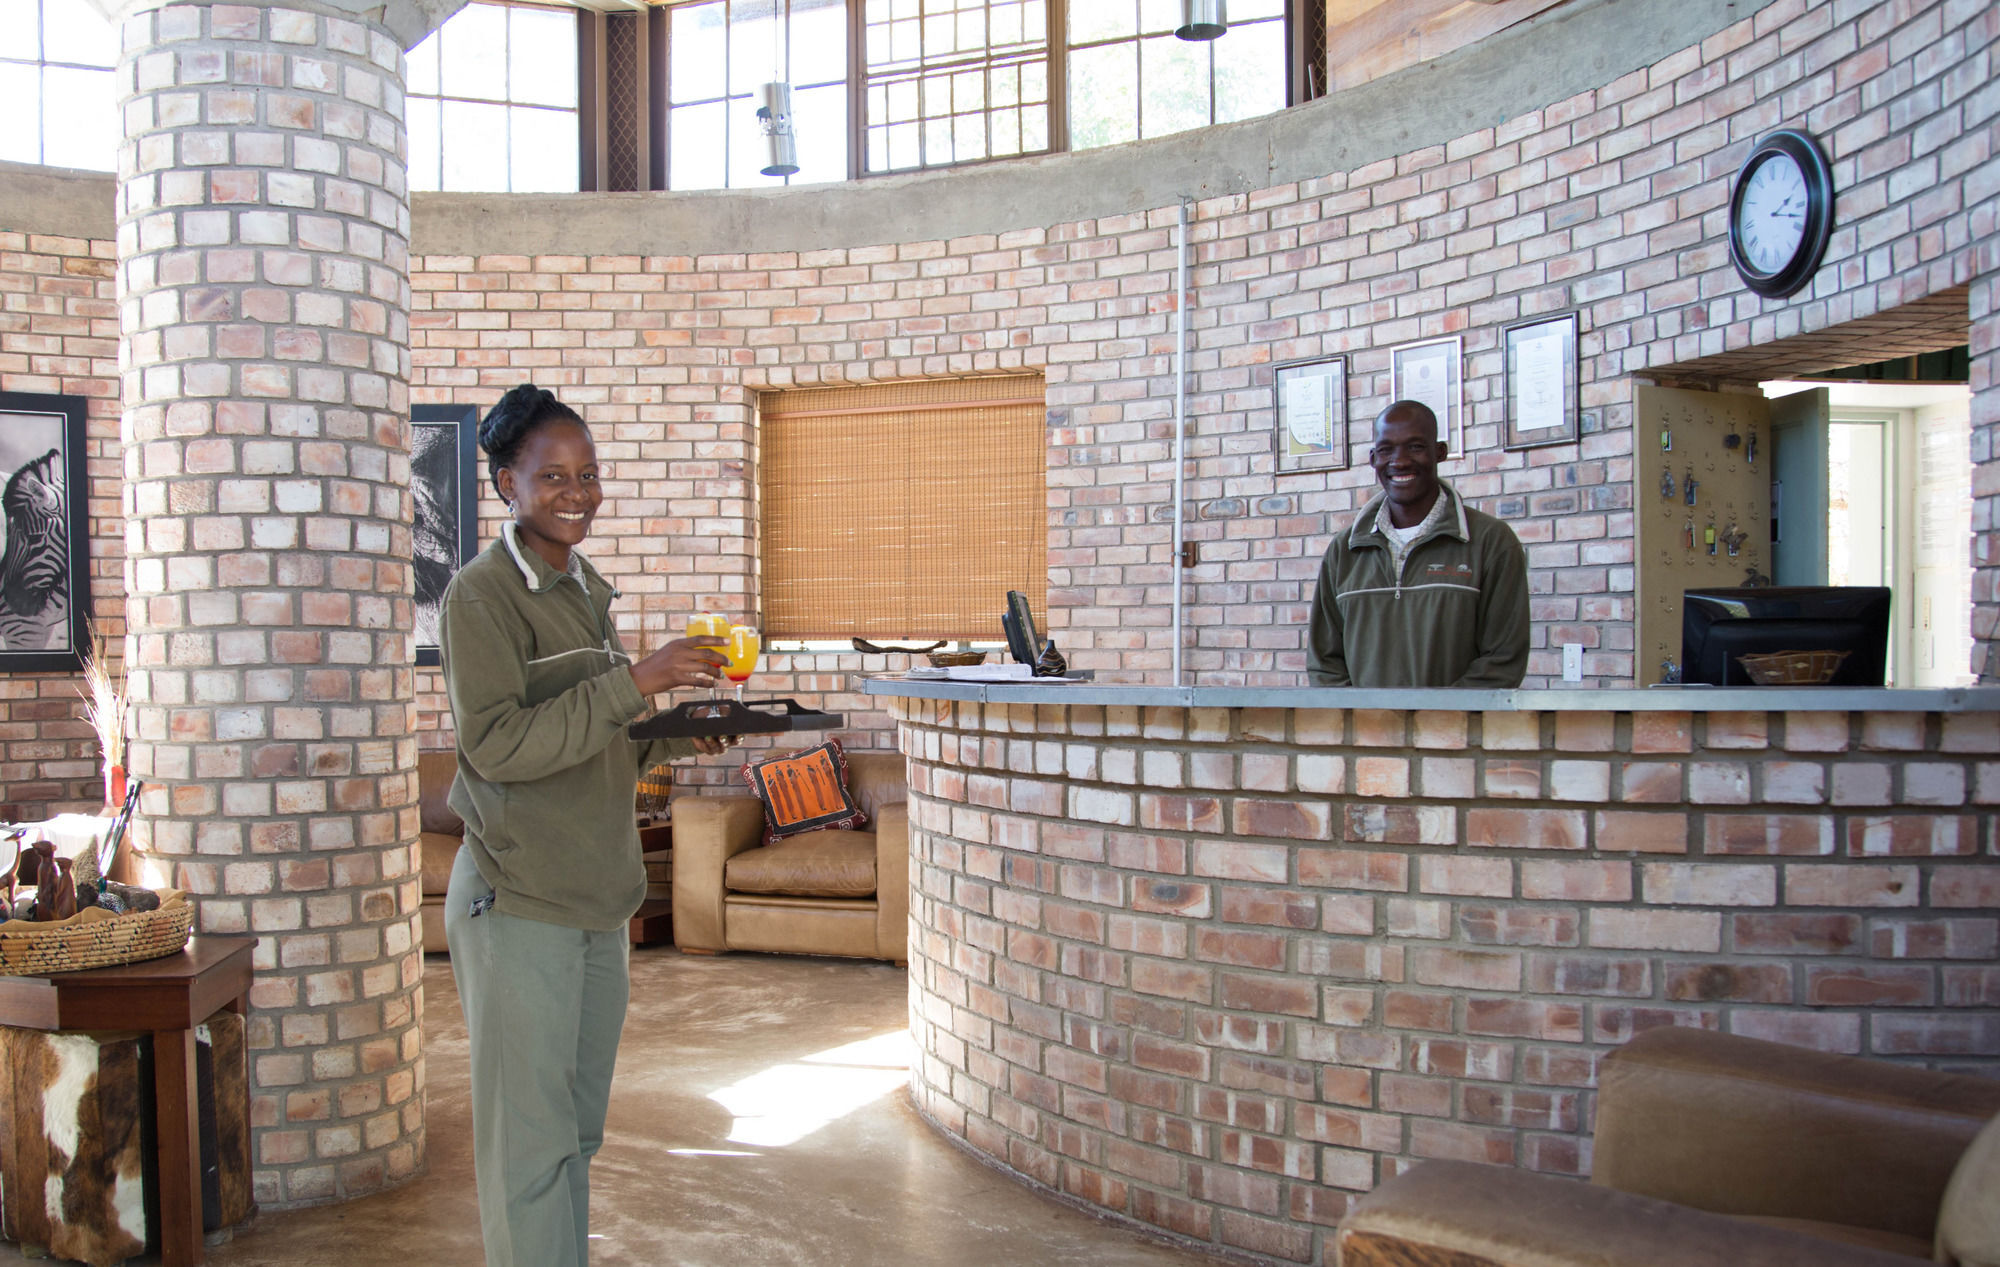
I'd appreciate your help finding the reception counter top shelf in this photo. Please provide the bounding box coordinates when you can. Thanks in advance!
[873,682,2000,1265]
[864,678,2000,713]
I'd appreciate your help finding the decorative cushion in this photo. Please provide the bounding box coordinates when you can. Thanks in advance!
[740,740,868,843]
[1937,1111,2000,1267]
[725,830,877,898]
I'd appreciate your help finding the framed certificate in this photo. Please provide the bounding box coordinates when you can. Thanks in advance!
[1503,311,1580,450]
[1390,336,1462,456]
[1273,355,1347,471]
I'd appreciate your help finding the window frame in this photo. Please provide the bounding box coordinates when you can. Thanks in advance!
[405,0,583,195]
[616,0,1320,190]
[0,0,118,172]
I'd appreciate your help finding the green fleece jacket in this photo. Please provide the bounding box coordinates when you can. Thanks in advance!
[439,524,694,930]
[1307,482,1530,688]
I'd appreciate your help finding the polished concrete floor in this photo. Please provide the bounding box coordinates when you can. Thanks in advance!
[5,950,1229,1266]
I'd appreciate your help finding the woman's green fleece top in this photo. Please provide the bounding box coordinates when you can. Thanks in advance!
[439,524,695,931]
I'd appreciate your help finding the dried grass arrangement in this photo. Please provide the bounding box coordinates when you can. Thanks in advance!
[76,618,128,806]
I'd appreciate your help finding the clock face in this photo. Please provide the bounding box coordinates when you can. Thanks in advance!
[1736,151,1809,276]
[1728,129,1833,299]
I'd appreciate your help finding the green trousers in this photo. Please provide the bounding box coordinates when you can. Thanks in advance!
[445,846,631,1267]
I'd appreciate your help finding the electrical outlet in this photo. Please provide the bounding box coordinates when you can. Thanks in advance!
[1562,643,1584,682]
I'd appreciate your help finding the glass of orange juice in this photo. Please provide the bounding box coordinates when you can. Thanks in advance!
[723,626,760,703]
[688,611,730,698]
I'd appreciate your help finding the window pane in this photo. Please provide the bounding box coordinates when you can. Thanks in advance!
[0,64,40,165]
[1213,19,1285,123]
[952,110,985,162]
[921,115,952,165]
[990,106,1018,156]
[953,68,982,112]
[730,1,780,94]
[441,3,507,101]
[886,76,917,122]
[886,119,918,169]
[509,104,576,191]
[1070,0,1133,43]
[0,0,40,62]
[790,0,846,86]
[1021,102,1046,149]
[1232,0,1287,17]
[42,0,114,67]
[441,98,508,190]
[990,1,1021,47]
[1139,33,1206,138]
[671,2,727,103]
[509,8,576,108]
[1067,41,1135,149]
[406,32,440,96]
[406,95,440,191]
[44,63,114,169]
[669,99,728,189]
[1136,0,1178,36]
[991,63,1017,108]
[792,81,846,183]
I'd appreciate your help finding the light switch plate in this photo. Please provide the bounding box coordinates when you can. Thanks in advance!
[1562,643,1584,682]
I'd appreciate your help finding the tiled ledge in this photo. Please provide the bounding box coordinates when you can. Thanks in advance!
[863,679,2000,713]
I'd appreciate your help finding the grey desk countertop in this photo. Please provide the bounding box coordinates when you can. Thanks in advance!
[861,678,2000,713]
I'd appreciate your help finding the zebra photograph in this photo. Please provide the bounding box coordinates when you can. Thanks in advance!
[0,394,89,672]
[410,404,479,667]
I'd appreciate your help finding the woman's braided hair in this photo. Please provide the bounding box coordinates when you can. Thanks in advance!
[478,383,586,497]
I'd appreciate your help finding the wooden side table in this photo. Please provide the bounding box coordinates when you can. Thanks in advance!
[0,936,255,1267]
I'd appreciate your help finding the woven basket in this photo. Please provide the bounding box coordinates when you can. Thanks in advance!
[0,891,192,976]
[927,650,988,668]
[1736,648,1852,686]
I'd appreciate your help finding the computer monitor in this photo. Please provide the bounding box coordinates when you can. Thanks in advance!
[1680,587,1891,686]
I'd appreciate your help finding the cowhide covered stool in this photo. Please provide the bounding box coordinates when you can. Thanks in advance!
[0,1011,251,1266]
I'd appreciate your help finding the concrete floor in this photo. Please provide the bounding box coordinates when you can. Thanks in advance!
[5,950,1229,1266]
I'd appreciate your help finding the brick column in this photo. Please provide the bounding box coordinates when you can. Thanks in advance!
[114,1,422,1206]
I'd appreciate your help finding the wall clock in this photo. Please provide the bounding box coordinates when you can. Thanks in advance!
[1727,128,1835,299]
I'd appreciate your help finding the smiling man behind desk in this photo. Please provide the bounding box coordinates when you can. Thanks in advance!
[1307,400,1530,688]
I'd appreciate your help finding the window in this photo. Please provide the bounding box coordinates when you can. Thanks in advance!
[406,1,579,193]
[0,0,117,172]
[760,377,1047,641]
[1066,0,1289,151]
[666,0,848,190]
[861,0,1052,173]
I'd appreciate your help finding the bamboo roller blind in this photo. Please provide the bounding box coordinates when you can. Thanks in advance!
[760,376,1048,641]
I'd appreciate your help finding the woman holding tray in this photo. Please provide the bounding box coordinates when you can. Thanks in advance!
[439,382,734,1267]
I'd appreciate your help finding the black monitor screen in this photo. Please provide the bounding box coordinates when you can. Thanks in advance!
[1681,587,1891,686]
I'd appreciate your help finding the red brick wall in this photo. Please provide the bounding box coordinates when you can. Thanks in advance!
[891,697,2000,1262]
[406,0,2000,738]
[0,231,122,816]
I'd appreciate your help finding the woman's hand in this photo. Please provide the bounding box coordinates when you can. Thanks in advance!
[690,735,742,756]
[630,636,726,695]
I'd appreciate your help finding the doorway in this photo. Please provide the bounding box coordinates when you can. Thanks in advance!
[1759,381,1974,687]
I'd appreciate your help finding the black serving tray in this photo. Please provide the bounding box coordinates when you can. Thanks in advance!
[627,697,845,741]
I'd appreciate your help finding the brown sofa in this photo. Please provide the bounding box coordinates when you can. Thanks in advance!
[1336,1027,2000,1267]
[417,750,464,953]
[670,750,907,964]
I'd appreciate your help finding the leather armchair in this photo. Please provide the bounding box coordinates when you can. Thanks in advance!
[1336,1027,2000,1267]
[671,751,907,964]
[416,750,464,954]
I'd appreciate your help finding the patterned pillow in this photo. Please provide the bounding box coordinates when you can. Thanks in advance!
[739,739,869,844]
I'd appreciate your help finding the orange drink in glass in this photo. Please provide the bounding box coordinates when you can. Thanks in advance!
[724,626,761,702]
[687,611,730,638]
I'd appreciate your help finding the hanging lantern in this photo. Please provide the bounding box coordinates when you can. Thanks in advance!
[757,81,800,177]
[1175,0,1226,41]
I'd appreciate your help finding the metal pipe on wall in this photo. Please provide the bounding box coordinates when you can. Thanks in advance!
[1172,199,1190,686]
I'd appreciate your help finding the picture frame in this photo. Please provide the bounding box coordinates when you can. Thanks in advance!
[1502,311,1580,450]
[0,392,90,672]
[411,404,480,668]
[1390,336,1463,457]
[1273,355,1348,471]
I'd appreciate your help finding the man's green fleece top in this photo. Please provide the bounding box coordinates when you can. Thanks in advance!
[440,524,695,931]
[1307,481,1530,688]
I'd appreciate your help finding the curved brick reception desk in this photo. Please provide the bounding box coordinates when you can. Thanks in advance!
[866,679,2000,1264]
